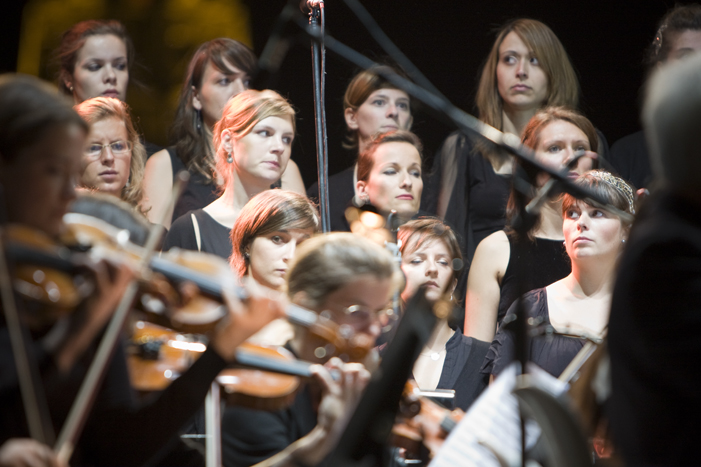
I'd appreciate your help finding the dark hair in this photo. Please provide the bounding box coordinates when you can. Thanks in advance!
[561,170,635,228]
[0,74,88,163]
[505,107,599,240]
[171,39,257,182]
[342,65,413,150]
[55,20,134,96]
[229,190,319,277]
[647,4,701,66]
[356,130,424,183]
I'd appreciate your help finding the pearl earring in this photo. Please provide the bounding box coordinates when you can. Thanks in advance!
[227,153,233,163]
[622,238,626,243]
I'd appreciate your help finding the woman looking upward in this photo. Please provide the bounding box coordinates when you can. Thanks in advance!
[482,170,635,378]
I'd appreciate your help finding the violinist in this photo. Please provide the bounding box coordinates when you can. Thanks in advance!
[222,233,399,467]
[398,218,489,411]
[229,189,319,346]
[0,74,285,466]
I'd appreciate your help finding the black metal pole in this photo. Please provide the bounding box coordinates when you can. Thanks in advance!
[307,1,331,232]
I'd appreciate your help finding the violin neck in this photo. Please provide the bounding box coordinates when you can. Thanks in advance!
[232,347,313,378]
[285,304,320,328]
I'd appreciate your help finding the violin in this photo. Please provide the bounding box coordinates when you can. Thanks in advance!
[3,224,95,325]
[391,381,464,460]
[62,213,374,362]
[126,319,322,411]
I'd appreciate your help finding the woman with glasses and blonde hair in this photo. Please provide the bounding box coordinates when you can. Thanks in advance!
[74,96,147,214]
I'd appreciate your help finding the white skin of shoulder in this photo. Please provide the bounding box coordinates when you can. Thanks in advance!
[463,230,511,341]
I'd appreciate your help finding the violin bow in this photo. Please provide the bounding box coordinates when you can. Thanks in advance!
[54,172,189,464]
[0,229,55,444]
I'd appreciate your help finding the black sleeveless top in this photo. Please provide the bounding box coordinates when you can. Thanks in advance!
[167,147,283,226]
[162,209,232,260]
[167,147,218,225]
[497,235,571,324]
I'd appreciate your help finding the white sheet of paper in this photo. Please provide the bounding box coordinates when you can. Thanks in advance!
[428,363,568,467]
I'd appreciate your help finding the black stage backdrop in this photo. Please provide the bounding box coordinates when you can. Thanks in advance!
[1,1,694,188]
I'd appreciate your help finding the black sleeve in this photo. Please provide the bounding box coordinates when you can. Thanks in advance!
[481,290,541,377]
[81,344,227,466]
[452,338,490,411]
[162,211,198,252]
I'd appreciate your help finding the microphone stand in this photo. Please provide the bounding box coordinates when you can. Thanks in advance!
[305,0,331,232]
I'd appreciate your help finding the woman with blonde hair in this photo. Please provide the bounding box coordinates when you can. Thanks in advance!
[74,96,147,213]
[425,19,607,293]
[163,89,297,259]
[143,39,305,228]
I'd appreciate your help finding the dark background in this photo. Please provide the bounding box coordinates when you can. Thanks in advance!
[0,1,692,187]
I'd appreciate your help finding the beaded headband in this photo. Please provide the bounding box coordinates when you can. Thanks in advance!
[588,170,635,215]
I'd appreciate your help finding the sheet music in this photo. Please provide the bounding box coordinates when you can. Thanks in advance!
[428,363,568,467]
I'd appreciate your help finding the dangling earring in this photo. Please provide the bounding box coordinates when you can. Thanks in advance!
[227,152,233,163]
[194,109,202,132]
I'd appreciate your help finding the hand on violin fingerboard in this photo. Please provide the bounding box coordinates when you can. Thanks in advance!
[253,359,371,467]
[211,277,287,361]
[0,439,63,467]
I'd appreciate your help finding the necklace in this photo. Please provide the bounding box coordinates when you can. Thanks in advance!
[420,348,446,361]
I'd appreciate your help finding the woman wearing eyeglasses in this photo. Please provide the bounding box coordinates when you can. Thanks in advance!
[74,97,147,214]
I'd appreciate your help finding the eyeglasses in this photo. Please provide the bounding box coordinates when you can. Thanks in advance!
[84,141,132,158]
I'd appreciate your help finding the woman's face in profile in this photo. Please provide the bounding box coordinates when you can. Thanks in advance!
[496,31,549,113]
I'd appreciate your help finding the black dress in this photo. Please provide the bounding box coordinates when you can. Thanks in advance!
[609,130,651,189]
[167,147,219,225]
[497,235,571,325]
[0,326,227,466]
[432,328,490,411]
[307,166,355,232]
[608,190,701,465]
[481,288,585,378]
[162,209,232,259]
[221,343,318,467]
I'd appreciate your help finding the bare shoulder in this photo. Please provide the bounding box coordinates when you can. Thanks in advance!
[145,149,172,172]
[471,230,510,278]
